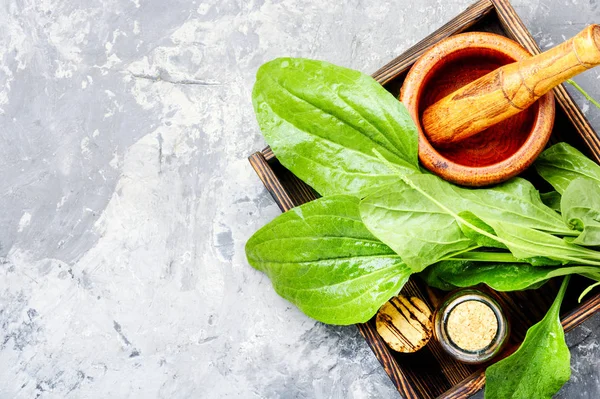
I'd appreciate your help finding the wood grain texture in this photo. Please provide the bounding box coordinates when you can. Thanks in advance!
[356,323,421,399]
[262,146,275,161]
[493,0,600,162]
[422,25,600,146]
[248,1,600,398]
[438,372,486,399]
[248,152,294,212]
[376,296,433,353]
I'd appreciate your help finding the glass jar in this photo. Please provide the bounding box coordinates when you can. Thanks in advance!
[434,289,509,364]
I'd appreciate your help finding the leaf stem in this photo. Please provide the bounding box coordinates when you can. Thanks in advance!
[578,281,600,303]
[557,275,571,307]
[566,79,600,110]
[437,245,482,261]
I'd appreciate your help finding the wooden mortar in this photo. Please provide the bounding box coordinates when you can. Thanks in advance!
[401,32,555,186]
[423,25,600,147]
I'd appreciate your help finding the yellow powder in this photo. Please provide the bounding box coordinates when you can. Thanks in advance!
[446,300,498,352]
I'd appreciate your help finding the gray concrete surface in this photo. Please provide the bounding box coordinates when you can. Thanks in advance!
[0,0,599,398]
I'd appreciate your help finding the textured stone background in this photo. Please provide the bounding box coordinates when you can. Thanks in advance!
[0,0,599,398]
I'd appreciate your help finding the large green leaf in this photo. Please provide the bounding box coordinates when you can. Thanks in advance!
[535,143,600,194]
[561,177,600,246]
[252,58,419,196]
[421,260,600,291]
[245,195,411,325]
[360,174,574,270]
[485,277,571,399]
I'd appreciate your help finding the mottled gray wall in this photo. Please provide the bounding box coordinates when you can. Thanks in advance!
[0,0,599,398]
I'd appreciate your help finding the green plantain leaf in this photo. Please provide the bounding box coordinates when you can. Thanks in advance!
[252,58,419,196]
[245,195,411,325]
[561,177,600,246]
[457,177,568,234]
[421,260,600,292]
[535,143,600,194]
[359,177,474,271]
[360,174,574,270]
[485,277,571,399]
[489,221,600,265]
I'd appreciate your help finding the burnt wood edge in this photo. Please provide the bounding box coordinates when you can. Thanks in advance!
[248,152,295,212]
[372,0,494,85]
[262,146,275,161]
[357,323,421,399]
[492,0,600,161]
[438,372,486,399]
[562,291,600,332]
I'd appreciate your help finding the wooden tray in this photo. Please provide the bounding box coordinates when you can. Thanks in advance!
[248,0,600,397]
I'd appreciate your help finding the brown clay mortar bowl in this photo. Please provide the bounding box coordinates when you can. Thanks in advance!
[400,32,555,186]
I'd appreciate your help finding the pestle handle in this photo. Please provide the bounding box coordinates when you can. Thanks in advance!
[422,24,600,147]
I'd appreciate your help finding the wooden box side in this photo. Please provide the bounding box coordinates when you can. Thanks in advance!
[248,0,600,398]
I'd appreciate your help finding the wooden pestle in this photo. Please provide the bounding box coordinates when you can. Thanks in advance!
[422,25,600,147]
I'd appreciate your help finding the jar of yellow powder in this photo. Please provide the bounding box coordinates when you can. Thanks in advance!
[434,289,509,363]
